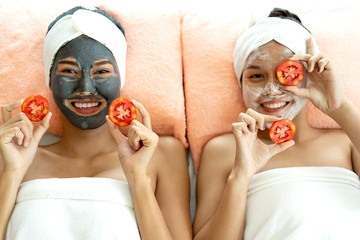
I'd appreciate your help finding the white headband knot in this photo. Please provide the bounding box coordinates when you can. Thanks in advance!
[233,17,318,85]
[44,8,127,90]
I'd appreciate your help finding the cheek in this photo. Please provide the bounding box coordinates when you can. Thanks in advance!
[96,77,120,100]
[51,77,77,98]
[242,85,263,108]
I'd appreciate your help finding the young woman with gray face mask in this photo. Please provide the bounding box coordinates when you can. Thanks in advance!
[193,8,360,240]
[0,6,192,240]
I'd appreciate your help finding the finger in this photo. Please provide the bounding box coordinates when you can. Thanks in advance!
[129,128,141,151]
[127,124,141,151]
[13,121,32,147]
[1,127,24,146]
[232,122,249,141]
[238,113,256,132]
[1,99,23,123]
[307,53,323,72]
[318,58,330,73]
[290,53,311,62]
[246,108,281,129]
[2,112,34,133]
[131,99,152,130]
[268,140,295,157]
[33,112,52,143]
[306,37,316,56]
[106,115,127,144]
[284,86,310,99]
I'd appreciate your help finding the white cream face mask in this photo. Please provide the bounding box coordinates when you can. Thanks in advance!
[241,42,308,129]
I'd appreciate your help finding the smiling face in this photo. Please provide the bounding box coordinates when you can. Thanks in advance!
[50,36,120,129]
[241,41,307,127]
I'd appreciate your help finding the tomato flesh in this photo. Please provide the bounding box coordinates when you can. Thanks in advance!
[276,60,304,86]
[109,97,137,127]
[269,119,296,144]
[21,95,49,122]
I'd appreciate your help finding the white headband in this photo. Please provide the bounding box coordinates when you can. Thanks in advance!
[44,9,127,90]
[233,17,319,85]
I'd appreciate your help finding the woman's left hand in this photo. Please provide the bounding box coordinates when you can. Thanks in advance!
[106,99,159,182]
[285,38,345,115]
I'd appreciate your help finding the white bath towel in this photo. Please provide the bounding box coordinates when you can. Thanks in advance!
[244,167,360,240]
[6,177,140,240]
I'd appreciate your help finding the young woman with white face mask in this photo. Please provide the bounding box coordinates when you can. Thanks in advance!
[193,8,360,240]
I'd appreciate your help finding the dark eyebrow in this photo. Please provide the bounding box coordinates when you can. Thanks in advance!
[58,59,78,66]
[93,59,112,66]
[245,65,263,70]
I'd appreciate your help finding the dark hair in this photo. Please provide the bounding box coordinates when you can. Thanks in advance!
[46,6,125,37]
[268,8,311,33]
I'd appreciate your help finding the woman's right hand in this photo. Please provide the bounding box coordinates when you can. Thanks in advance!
[231,108,294,179]
[0,100,52,176]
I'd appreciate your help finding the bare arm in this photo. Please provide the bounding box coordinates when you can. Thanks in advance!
[139,136,192,240]
[0,100,51,240]
[193,136,251,240]
[329,99,360,153]
[107,100,191,240]
[193,110,294,240]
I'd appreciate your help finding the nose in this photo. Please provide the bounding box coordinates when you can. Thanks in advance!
[76,70,96,94]
[262,75,284,96]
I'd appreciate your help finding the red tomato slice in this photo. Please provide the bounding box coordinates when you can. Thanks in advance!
[276,60,304,86]
[269,119,296,144]
[109,97,137,127]
[21,95,49,122]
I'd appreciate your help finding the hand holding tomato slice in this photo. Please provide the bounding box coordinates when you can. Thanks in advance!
[269,119,296,144]
[277,60,304,86]
[106,99,158,182]
[285,38,344,115]
[1,99,52,175]
[233,109,295,178]
[109,97,137,127]
[21,95,49,122]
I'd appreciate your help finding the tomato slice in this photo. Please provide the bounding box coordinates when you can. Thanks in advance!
[269,119,296,144]
[276,60,304,86]
[21,95,49,122]
[109,97,137,127]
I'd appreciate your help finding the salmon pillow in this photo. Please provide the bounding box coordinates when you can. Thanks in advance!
[182,7,360,172]
[0,1,187,147]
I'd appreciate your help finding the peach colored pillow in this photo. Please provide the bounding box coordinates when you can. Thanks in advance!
[0,2,187,147]
[182,8,360,172]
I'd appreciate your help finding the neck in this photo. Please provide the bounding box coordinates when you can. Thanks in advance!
[59,116,117,157]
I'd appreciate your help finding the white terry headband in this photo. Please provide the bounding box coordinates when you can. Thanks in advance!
[233,17,319,86]
[44,8,127,90]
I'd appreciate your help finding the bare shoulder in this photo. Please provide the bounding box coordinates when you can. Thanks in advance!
[150,136,188,177]
[313,128,351,146]
[199,133,236,175]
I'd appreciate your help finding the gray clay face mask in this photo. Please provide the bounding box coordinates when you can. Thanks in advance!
[50,36,120,129]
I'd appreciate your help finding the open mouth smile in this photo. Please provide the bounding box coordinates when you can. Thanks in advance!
[260,101,290,114]
[65,99,106,116]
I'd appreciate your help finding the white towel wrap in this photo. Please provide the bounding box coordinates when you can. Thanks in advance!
[244,167,360,240]
[6,177,140,240]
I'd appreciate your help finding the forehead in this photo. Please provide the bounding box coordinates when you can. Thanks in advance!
[246,41,294,66]
[55,36,115,64]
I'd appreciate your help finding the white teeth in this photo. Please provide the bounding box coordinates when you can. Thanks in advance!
[74,102,100,109]
[262,102,287,109]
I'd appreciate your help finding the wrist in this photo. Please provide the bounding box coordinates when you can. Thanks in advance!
[126,171,152,188]
[328,98,353,122]
[228,169,253,186]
